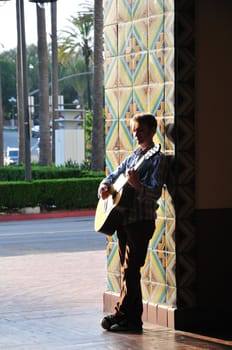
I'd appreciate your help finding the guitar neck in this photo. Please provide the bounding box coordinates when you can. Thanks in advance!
[110,144,160,194]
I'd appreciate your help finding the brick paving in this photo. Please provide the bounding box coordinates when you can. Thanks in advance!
[0,212,231,349]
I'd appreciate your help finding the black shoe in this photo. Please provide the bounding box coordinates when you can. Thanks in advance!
[101,312,126,330]
[109,319,143,333]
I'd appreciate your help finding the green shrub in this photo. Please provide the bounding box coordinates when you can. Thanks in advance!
[0,177,104,211]
[0,165,105,181]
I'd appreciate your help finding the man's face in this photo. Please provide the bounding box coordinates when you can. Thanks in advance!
[131,121,154,146]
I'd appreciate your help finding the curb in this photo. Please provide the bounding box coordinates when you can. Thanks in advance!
[0,209,96,222]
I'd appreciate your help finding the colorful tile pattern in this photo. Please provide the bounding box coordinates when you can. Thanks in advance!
[103,0,196,322]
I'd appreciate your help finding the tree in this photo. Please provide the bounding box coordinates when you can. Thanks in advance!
[58,57,89,108]
[0,52,17,166]
[0,53,17,118]
[58,11,93,110]
[36,3,51,165]
[0,76,3,166]
[91,0,104,171]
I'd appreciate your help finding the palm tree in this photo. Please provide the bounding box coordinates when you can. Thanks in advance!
[36,3,52,165]
[58,57,88,108]
[58,12,93,110]
[91,0,104,171]
[58,1,105,171]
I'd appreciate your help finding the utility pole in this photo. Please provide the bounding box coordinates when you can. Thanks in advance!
[51,1,58,163]
[16,0,31,180]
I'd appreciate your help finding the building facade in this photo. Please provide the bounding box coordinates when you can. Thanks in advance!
[102,0,232,332]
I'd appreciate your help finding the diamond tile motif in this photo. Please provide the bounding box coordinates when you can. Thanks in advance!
[164,0,175,12]
[118,55,133,87]
[175,186,195,218]
[150,282,166,304]
[148,0,164,16]
[107,242,121,273]
[176,48,195,82]
[105,150,120,174]
[105,89,119,120]
[148,15,165,50]
[176,86,194,118]
[107,273,121,294]
[176,152,195,185]
[174,0,196,309]
[119,120,134,151]
[133,19,148,52]
[104,24,118,58]
[118,22,133,55]
[133,85,149,112]
[118,87,133,119]
[148,84,165,117]
[167,286,177,306]
[177,253,196,289]
[149,217,165,251]
[132,0,148,20]
[176,219,195,254]
[106,242,121,293]
[150,250,166,284]
[166,252,176,287]
[105,57,118,89]
[104,0,117,25]
[164,48,174,83]
[118,0,132,22]
[149,50,164,84]
[165,218,175,252]
[103,0,182,312]
[164,12,174,48]
[133,52,148,86]
[105,120,119,150]
[175,116,194,151]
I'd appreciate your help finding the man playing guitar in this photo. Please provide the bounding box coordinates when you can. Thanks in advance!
[98,112,167,333]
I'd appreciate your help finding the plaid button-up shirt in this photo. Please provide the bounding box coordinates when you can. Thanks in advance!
[101,144,167,225]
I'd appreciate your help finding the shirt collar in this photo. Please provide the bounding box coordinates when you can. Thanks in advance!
[135,142,155,156]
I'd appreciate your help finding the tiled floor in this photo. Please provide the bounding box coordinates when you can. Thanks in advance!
[0,251,231,350]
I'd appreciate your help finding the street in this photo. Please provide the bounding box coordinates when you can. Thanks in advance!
[3,129,39,161]
[0,217,229,349]
[0,216,107,256]
[0,215,109,349]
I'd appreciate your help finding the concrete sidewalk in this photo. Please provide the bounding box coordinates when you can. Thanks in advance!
[0,211,231,349]
[0,209,96,222]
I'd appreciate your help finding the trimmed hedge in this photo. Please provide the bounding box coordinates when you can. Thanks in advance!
[0,177,103,211]
[0,166,105,181]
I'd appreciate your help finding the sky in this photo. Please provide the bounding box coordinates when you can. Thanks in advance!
[0,0,82,52]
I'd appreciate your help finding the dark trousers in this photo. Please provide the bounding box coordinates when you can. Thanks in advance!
[116,221,155,326]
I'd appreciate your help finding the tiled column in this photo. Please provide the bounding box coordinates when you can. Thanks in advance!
[103,0,195,329]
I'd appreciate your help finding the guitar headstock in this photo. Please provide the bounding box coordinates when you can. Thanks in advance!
[144,144,161,160]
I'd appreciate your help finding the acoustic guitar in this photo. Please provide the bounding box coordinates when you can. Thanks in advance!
[94,144,161,235]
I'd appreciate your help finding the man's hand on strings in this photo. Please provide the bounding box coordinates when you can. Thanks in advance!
[98,183,111,200]
[127,168,142,191]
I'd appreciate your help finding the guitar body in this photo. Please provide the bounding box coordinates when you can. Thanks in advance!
[94,144,161,236]
[94,190,125,235]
